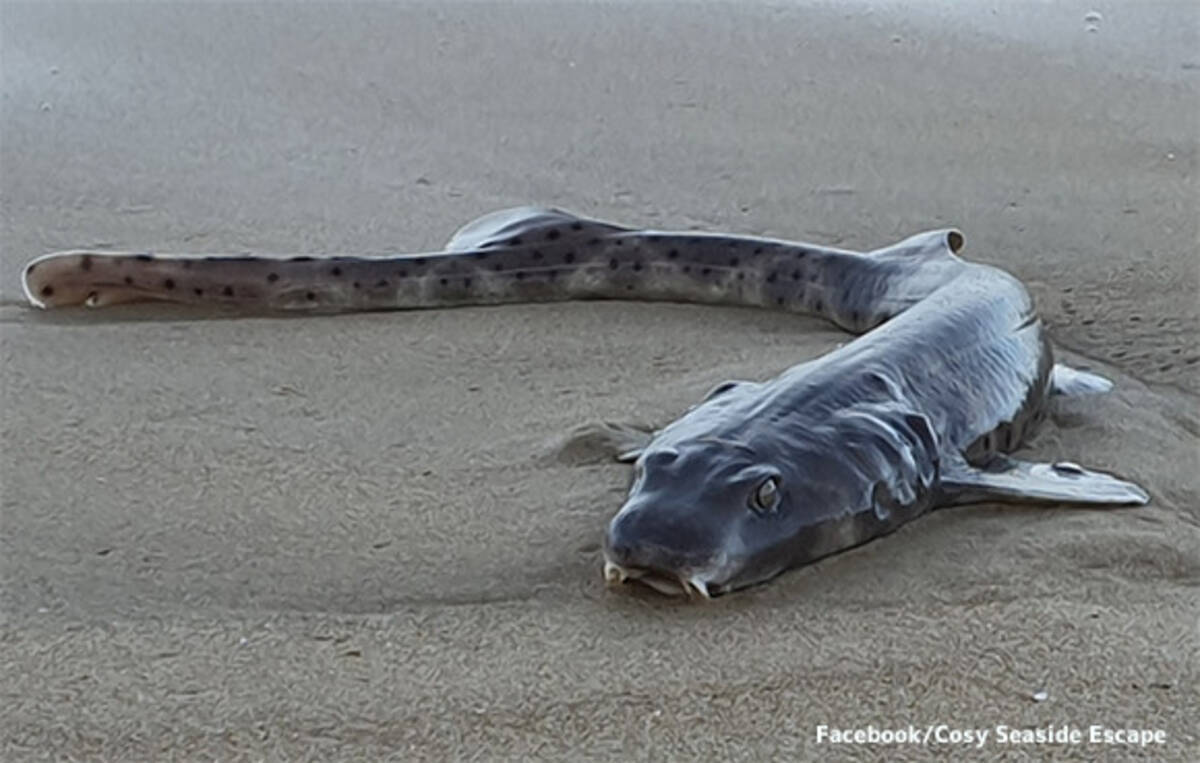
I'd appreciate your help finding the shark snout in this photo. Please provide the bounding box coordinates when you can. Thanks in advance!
[603,502,733,598]
[605,506,705,570]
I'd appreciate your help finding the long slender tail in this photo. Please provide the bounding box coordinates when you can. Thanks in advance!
[21,207,965,332]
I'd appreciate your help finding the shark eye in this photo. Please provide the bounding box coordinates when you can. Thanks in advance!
[750,476,780,513]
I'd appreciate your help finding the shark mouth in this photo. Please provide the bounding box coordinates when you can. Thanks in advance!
[603,559,715,599]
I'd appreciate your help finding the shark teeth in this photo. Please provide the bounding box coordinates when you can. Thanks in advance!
[603,560,630,584]
[683,575,711,600]
[602,559,713,600]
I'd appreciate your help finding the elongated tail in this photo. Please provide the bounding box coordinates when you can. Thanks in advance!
[22,207,965,332]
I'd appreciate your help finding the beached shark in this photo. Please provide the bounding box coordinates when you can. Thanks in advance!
[22,206,1149,597]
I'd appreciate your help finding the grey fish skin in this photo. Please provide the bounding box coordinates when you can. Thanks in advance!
[21,208,943,333]
[21,206,1149,598]
[602,230,1147,597]
[606,262,1039,595]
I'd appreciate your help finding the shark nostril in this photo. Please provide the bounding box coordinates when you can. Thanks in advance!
[604,514,638,564]
[606,539,632,564]
[606,509,674,567]
[605,506,713,576]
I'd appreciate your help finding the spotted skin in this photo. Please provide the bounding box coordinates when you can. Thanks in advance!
[22,208,945,332]
[21,206,1149,598]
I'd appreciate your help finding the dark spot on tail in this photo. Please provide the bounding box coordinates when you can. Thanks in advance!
[194,288,204,296]
[509,236,523,246]
[306,291,317,301]
[633,262,643,272]
[516,271,527,280]
[353,281,361,289]
[439,277,448,286]
[546,230,561,241]
[124,276,134,285]
[414,258,427,267]
[753,247,763,255]
[776,297,785,306]
[376,279,388,288]
[80,255,93,271]
[792,270,802,280]
[135,254,153,262]
[290,256,313,262]
[397,269,408,278]
[588,238,601,246]
[331,266,342,277]
[267,273,279,283]
[532,250,544,261]
[737,272,745,281]
[701,267,712,276]
[472,251,489,260]
[571,222,583,231]
[766,272,777,284]
[164,278,175,290]
[564,251,576,263]
[463,277,472,288]
[668,249,679,259]
[40,285,54,297]
[729,257,739,267]
[609,258,619,270]
[223,286,234,297]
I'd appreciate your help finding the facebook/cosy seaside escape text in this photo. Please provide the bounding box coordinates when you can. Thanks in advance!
[815,724,1168,749]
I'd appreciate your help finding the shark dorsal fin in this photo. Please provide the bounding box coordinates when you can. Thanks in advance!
[869,229,964,259]
[443,206,631,251]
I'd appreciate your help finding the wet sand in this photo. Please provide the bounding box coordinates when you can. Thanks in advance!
[1,2,1197,759]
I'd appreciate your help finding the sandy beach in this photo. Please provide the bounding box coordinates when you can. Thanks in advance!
[2,2,1197,759]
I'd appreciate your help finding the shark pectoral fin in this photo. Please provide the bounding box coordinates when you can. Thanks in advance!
[1050,363,1114,396]
[443,206,631,251]
[940,454,1149,506]
[555,421,655,465]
